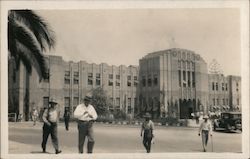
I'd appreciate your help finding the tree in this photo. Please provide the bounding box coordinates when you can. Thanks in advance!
[8,10,55,80]
[8,10,55,120]
[91,87,110,115]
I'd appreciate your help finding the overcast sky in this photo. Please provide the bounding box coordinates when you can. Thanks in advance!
[37,9,241,76]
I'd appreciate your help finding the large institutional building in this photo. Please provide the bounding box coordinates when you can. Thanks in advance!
[8,48,241,121]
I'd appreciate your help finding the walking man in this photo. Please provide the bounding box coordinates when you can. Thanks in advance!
[41,98,62,154]
[64,107,70,131]
[74,95,98,153]
[198,115,212,152]
[140,112,154,153]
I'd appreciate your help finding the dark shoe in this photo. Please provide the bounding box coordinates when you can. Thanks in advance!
[42,149,46,153]
[55,150,62,154]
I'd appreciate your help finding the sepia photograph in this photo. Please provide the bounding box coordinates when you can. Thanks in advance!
[1,0,249,159]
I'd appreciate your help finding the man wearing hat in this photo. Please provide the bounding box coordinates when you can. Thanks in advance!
[140,112,154,153]
[74,95,98,153]
[198,115,212,152]
[41,98,62,154]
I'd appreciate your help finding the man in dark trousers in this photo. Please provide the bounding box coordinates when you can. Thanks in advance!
[74,95,98,153]
[64,107,70,131]
[140,112,154,153]
[41,98,62,154]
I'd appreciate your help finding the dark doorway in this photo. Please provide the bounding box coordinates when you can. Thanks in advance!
[180,99,194,119]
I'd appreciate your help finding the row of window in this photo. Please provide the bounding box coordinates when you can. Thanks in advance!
[63,71,138,87]
[142,75,158,87]
[212,98,240,106]
[178,70,196,87]
[212,82,228,91]
[178,61,195,70]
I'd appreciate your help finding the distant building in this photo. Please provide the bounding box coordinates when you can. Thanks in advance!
[8,48,241,121]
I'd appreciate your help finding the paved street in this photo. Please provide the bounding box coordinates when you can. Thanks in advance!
[9,122,241,154]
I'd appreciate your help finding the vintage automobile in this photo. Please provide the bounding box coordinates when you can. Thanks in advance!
[213,112,242,132]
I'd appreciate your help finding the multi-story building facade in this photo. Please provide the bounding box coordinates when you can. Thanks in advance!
[138,48,209,119]
[8,55,139,120]
[8,48,241,121]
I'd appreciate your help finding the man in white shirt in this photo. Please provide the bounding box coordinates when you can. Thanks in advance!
[74,95,98,153]
[198,115,212,152]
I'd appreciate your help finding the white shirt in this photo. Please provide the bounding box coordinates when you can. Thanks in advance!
[74,103,98,121]
[199,120,212,134]
[43,108,59,123]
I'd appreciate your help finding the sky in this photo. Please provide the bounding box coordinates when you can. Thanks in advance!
[37,8,241,76]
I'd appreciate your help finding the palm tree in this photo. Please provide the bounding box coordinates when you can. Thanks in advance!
[8,10,55,121]
[8,9,55,80]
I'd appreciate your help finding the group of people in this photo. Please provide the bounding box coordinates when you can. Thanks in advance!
[40,95,212,154]
[41,95,98,154]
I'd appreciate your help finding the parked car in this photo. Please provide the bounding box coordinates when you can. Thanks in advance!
[213,112,242,132]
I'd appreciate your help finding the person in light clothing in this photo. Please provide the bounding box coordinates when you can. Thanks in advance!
[198,115,212,152]
[74,95,98,153]
[140,113,154,153]
[41,98,61,154]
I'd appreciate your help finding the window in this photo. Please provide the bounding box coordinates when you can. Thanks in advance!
[65,97,70,108]
[116,75,120,80]
[148,75,152,87]
[116,81,120,87]
[128,98,132,114]
[217,98,219,105]
[109,98,114,110]
[134,76,138,81]
[213,98,215,106]
[237,98,239,105]
[212,82,215,90]
[142,76,146,87]
[226,98,229,105]
[43,97,49,108]
[178,70,181,87]
[73,97,79,106]
[74,72,79,84]
[64,71,70,84]
[96,73,101,86]
[109,80,113,86]
[225,83,228,91]
[216,83,218,91]
[109,74,113,79]
[187,71,190,87]
[153,74,158,86]
[88,73,93,85]
[183,71,186,87]
[222,83,224,91]
[223,98,225,105]
[192,72,195,87]
[127,75,131,87]
[115,98,120,110]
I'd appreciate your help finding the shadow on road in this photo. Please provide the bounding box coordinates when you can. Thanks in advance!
[213,129,242,134]
[30,151,53,154]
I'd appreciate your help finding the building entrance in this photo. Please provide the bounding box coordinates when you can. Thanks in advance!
[179,99,195,119]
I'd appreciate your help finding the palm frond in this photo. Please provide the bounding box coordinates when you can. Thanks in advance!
[9,18,47,79]
[10,10,55,52]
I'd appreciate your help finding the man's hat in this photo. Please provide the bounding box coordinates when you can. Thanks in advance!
[83,95,92,101]
[49,98,58,104]
[203,115,209,119]
[143,113,151,118]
